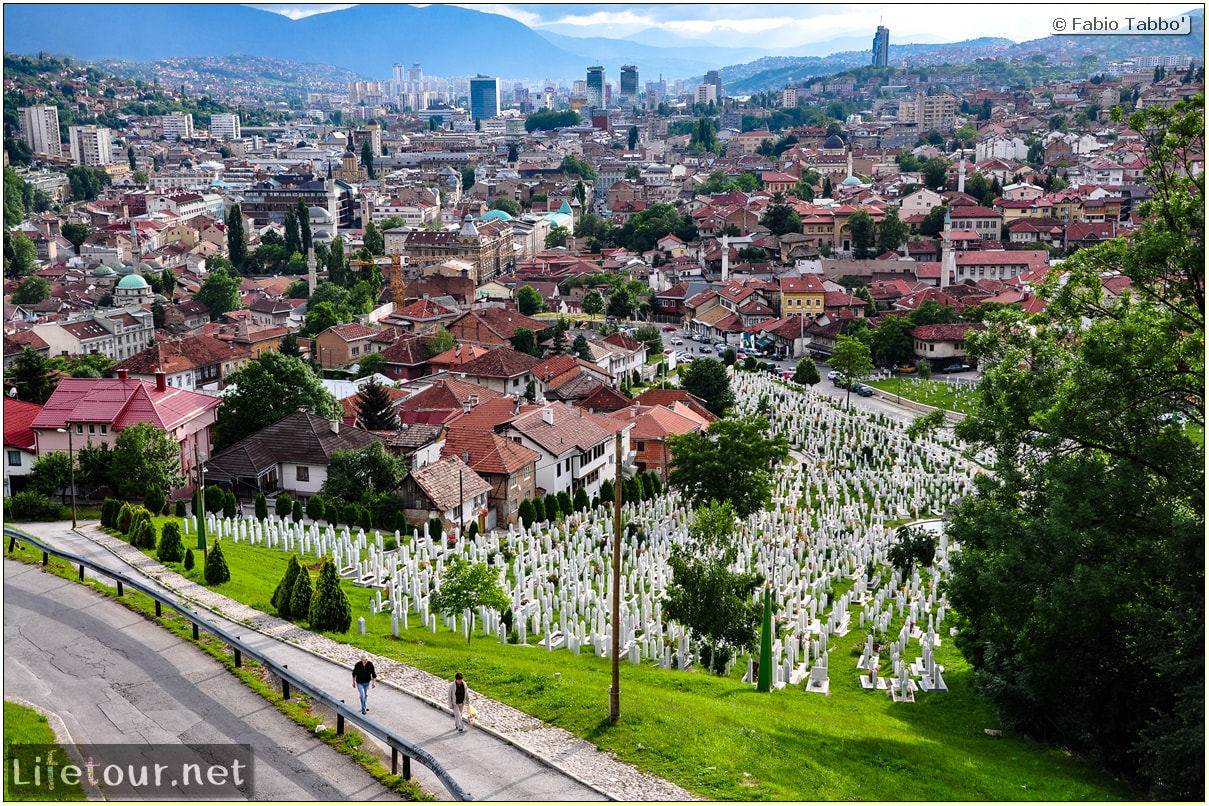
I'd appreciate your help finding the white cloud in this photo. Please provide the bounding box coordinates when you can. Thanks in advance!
[246,3,357,20]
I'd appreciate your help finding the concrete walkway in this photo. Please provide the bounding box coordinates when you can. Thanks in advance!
[6,521,698,801]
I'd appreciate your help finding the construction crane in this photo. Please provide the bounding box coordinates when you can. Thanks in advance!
[349,252,407,310]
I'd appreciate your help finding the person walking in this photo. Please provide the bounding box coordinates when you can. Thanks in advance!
[352,656,376,715]
[447,672,471,732]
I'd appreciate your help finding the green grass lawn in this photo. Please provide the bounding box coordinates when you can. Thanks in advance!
[144,529,1137,801]
[869,377,980,415]
[3,701,87,801]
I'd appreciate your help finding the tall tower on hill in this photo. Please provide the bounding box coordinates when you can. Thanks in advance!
[872,25,890,67]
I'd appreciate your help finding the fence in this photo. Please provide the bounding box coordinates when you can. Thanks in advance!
[3,526,473,801]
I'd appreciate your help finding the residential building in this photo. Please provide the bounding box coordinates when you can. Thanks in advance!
[398,454,492,532]
[4,398,42,496]
[441,427,539,528]
[780,274,827,317]
[112,336,253,392]
[704,69,723,99]
[384,215,511,285]
[586,66,605,109]
[897,93,956,133]
[67,126,113,166]
[202,411,381,504]
[314,323,392,369]
[499,404,627,500]
[30,370,221,497]
[19,104,61,157]
[911,322,986,364]
[32,308,155,362]
[209,113,241,141]
[162,112,195,140]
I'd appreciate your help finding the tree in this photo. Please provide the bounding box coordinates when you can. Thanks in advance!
[870,314,916,367]
[887,524,936,576]
[362,221,384,256]
[29,451,73,504]
[678,357,734,417]
[66,165,110,201]
[321,441,407,503]
[848,209,877,259]
[830,334,874,407]
[631,326,663,358]
[946,95,1203,800]
[429,558,510,644]
[663,501,763,674]
[61,223,92,254]
[279,331,302,358]
[793,356,820,386]
[355,379,399,431]
[203,540,231,585]
[144,482,166,515]
[425,327,456,358]
[11,275,50,305]
[571,333,592,360]
[759,199,801,236]
[360,140,376,179]
[226,204,247,270]
[157,521,184,564]
[666,416,789,518]
[922,157,949,190]
[271,555,303,618]
[517,285,543,316]
[628,125,639,150]
[297,198,311,252]
[582,291,604,317]
[288,563,312,616]
[308,557,353,632]
[545,226,569,249]
[919,204,949,237]
[213,352,341,451]
[110,422,185,500]
[195,266,241,321]
[4,230,37,278]
[326,237,347,287]
[254,491,268,521]
[877,207,909,254]
[284,205,301,257]
[509,327,541,357]
[489,196,521,217]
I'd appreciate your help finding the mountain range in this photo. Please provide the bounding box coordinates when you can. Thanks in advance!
[3,4,1203,87]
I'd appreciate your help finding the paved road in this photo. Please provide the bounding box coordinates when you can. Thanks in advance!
[4,558,397,802]
[5,524,612,802]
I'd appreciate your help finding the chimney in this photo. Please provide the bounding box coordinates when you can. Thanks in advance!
[330,419,340,434]
[155,371,167,392]
[541,406,554,425]
[117,368,129,380]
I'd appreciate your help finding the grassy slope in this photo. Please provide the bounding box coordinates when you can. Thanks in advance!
[2,701,87,801]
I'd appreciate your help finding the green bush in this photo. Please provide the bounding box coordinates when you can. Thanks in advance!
[130,518,157,550]
[203,540,231,585]
[358,506,371,531]
[518,498,535,529]
[308,557,352,632]
[223,490,237,520]
[307,495,326,523]
[271,555,302,618]
[144,484,166,515]
[255,492,268,521]
[557,490,573,518]
[288,564,312,617]
[573,486,590,512]
[101,497,121,528]
[157,521,184,563]
[394,510,409,533]
[292,499,304,523]
[427,517,443,539]
[4,491,68,521]
[118,502,134,534]
[204,484,224,514]
[275,494,293,518]
[174,499,187,517]
[466,521,479,539]
[183,548,195,571]
[531,496,546,523]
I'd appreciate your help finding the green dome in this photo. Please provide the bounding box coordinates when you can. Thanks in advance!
[116,274,150,290]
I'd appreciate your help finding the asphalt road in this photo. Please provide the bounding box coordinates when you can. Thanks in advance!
[4,557,398,802]
[5,525,608,802]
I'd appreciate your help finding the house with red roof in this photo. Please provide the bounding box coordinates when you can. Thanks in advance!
[440,427,540,528]
[398,453,493,533]
[30,370,222,496]
[314,322,393,370]
[4,398,42,495]
[499,403,628,499]
[606,401,709,480]
[911,323,986,365]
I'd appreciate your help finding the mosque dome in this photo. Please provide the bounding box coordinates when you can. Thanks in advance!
[116,274,150,290]
[823,133,846,149]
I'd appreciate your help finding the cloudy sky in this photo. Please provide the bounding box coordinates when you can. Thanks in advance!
[249,3,1196,49]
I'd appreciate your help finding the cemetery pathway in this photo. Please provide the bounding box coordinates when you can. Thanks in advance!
[4,556,397,801]
[10,521,699,802]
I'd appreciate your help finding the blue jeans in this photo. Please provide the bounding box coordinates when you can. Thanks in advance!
[357,682,371,712]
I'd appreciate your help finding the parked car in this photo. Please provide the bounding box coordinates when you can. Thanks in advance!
[671,337,684,345]
[828,370,840,380]
[699,345,712,353]
[661,325,676,332]
[894,364,916,374]
[942,362,972,373]
[853,384,875,397]
[780,370,796,381]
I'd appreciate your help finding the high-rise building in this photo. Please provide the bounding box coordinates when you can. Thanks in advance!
[619,65,639,109]
[704,70,723,100]
[210,113,241,141]
[872,25,890,67]
[586,66,605,109]
[897,93,956,133]
[469,75,499,121]
[162,112,194,141]
[67,125,113,166]
[19,104,62,157]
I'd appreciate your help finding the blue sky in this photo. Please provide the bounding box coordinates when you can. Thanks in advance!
[248,3,1197,49]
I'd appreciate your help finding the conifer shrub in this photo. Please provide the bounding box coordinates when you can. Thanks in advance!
[144,484,165,516]
[275,494,293,518]
[288,564,313,617]
[308,557,352,632]
[292,499,304,523]
[157,521,184,563]
[272,555,302,618]
[174,499,187,517]
[203,540,231,585]
[255,492,268,521]
[117,502,134,534]
[307,495,326,523]
[183,548,195,571]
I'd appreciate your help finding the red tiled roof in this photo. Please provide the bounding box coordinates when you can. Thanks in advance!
[4,398,42,451]
[457,346,542,378]
[911,322,987,342]
[442,427,540,475]
[30,377,220,432]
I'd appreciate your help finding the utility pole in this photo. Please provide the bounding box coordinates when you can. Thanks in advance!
[609,430,623,722]
[194,441,207,560]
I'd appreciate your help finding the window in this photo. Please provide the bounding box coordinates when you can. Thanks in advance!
[7,450,21,467]
[296,466,310,482]
[100,425,108,435]
[75,424,83,435]
[89,424,96,435]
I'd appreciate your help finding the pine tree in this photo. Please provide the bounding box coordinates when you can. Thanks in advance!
[204,540,231,585]
[307,494,326,523]
[174,499,187,517]
[530,495,546,523]
[284,205,300,256]
[297,199,312,252]
[226,204,247,271]
[557,490,573,517]
[183,548,195,571]
[223,490,237,519]
[355,379,399,430]
[292,499,304,523]
[573,486,590,512]
[157,521,184,563]
[272,555,302,618]
[144,483,165,515]
[255,491,268,520]
[288,565,313,617]
[308,557,352,632]
[518,498,536,529]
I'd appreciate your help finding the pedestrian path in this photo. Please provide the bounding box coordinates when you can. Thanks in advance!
[12,521,698,802]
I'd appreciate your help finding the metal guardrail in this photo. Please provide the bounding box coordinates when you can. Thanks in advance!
[4,526,473,801]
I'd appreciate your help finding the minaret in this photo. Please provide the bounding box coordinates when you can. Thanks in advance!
[846,147,854,182]
[940,206,954,289]
[958,159,966,194]
[307,245,317,296]
[721,231,729,282]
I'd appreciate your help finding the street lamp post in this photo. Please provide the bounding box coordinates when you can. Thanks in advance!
[56,425,77,529]
[609,430,623,723]
[194,441,207,560]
